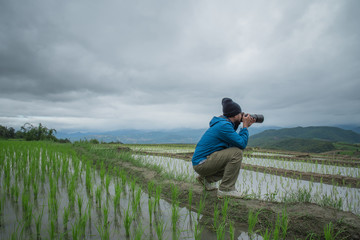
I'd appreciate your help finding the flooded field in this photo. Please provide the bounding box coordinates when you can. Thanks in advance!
[2,141,360,239]
[0,141,267,240]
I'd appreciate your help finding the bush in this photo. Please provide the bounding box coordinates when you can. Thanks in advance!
[89,139,100,144]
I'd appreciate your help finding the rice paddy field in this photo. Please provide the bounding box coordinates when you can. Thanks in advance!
[1,140,360,239]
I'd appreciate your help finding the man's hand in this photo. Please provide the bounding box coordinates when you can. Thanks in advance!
[242,114,256,128]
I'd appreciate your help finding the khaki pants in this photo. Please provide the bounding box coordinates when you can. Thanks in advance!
[193,147,243,191]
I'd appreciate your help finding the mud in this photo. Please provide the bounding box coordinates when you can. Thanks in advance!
[77,147,360,240]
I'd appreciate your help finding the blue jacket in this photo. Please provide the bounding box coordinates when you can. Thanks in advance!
[192,116,249,166]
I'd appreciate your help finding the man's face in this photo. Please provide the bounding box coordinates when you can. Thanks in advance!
[236,112,244,123]
[233,113,243,130]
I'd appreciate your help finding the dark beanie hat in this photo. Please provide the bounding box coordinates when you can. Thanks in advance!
[222,98,242,117]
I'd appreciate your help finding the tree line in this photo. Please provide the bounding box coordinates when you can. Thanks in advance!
[0,123,70,143]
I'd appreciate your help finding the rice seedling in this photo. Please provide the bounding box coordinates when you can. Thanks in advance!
[261,228,271,240]
[229,221,235,240]
[100,162,106,183]
[213,203,219,229]
[77,209,89,239]
[77,193,83,217]
[320,194,343,210]
[133,188,142,213]
[85,162,93,195]
[103,205,109,228]
[120,170,127,186]
[248,209,262,238]
[113,195,120,215]
[22,191,34,227]
[155,185,162,207]
[105,174,111,193]
[188,187,193,209]
[72,222,79,240]
[148,180,154,197]
[130,177,136,197]
[32,181,38,201]
[155,218,166,240]
[96,222,110,240]
[96,185,102,207]
[171,184,179,205]
[35,205,44,238]
[68,175,76,208]
[222,197,229,223]
[49,193,58,219]
[323,222,343,240]
[148,197,154,225]
[115,181,122,200]
[216,222,226,240]
[305,232,319,240]
[63,206,70,229]
[197,196,206,221]
[10,181,18,202]
[273,214,281,240]
[49,218,56,240]
[133,222,144,240]
[87,201,92,221]
[171,201,180,233]
[280,208,288,239]
[124,206,133,237]
[194,220,203,240]
[0,196,3,216]
[22,190,30,214]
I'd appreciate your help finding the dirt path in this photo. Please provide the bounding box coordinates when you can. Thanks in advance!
[77,147,360,240]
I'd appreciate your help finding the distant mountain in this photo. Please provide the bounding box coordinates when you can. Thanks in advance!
[56,128,207,144]
[56,125,360,146]
[55,125,280,144]
[334,124,360,134]
[247,125,282,136]
[250,138,336,153]
[248,126,360,153]
[250,126,360,143]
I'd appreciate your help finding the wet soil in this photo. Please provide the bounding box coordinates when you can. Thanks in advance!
[76,146,360,240]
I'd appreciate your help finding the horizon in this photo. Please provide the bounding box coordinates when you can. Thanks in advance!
[2,122,360,134]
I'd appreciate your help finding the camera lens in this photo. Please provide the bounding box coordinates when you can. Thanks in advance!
[251,114,264,123]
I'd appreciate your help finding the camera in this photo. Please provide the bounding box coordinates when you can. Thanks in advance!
[244,114,264,123]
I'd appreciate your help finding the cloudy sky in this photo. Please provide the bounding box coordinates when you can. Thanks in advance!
[1,0,359,131]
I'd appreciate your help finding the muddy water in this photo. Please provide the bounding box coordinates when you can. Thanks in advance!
[0,153,261,240]
[136,155,360,215]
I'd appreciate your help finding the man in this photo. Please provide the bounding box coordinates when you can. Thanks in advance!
[192,97,255,198]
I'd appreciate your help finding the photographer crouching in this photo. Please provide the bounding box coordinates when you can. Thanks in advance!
[192,98,263,198]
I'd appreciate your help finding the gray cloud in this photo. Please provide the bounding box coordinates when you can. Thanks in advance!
[1,0,359,131]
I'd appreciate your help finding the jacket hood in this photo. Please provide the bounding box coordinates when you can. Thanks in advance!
[209,116,233,127]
